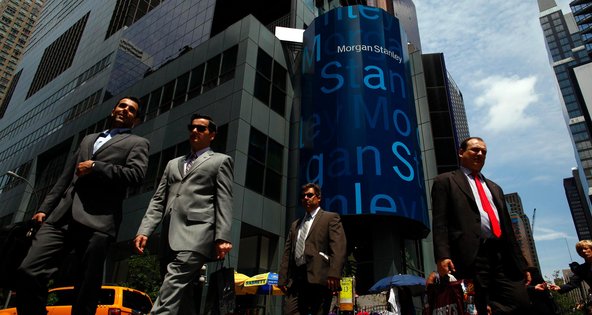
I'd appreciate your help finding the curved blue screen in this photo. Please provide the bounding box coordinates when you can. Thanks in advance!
[299,5,429,234]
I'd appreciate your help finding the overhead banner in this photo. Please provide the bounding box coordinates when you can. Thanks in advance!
[299,5,428,237]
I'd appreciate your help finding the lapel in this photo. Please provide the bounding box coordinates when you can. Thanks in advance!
[84,133,101,160]
[483,177,502,209]
[306,209,323,240]
[182,150,214,178]
[92,132,131,157]
[450,169,476,204]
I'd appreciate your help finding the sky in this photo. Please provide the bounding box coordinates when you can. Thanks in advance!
[414,0,580,280]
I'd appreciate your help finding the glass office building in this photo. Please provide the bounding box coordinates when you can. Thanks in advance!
[0,0,449,311]
[539,1,592,202]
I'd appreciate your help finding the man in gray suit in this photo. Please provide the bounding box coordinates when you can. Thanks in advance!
[134,113,233,315]
[17,97,150,315]
[279,183,347,315]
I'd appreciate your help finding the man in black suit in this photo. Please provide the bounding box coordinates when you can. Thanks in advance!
[278,183,347,315]
[16,97,150,315]
[432,137,529,314]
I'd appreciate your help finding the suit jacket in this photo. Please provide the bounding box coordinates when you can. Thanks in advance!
[137,150,234,260]
[559,262,592,293]
[40,131,150,237]
[278,209,346,287]
[432,169,526,277]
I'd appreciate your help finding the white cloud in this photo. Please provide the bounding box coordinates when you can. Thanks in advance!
[472,75,539,133]
[533,227,570,241]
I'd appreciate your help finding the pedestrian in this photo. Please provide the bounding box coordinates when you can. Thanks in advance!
[134,113,234,315]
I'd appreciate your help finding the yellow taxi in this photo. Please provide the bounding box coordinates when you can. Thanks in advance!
[0,285,152,315]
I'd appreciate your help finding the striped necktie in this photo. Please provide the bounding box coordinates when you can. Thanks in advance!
[185,153,198,175]
[295,214,312,262]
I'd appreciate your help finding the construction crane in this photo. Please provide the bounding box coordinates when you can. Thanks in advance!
[531,208,536,235]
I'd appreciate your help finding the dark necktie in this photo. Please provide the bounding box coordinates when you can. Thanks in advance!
[473,173,501,238]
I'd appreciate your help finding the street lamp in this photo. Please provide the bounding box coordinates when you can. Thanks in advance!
[6,171,40,236]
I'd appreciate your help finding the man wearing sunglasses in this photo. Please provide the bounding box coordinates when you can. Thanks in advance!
[279,183,347,315]
[134,113,233,315]
[17,97,149,315]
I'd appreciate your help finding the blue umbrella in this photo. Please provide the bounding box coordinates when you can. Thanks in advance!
[369,274,426,294]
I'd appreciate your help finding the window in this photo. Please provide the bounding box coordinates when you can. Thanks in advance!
[203,55,221,93]
[219,45,238,84]
[245,127,284,202]
[27,13,90,98]
[0,69,21,118]
[159,80,175,114]
[253,49,287,116]
[106,0,166,39]
[145,87,162,120]
[173,72,189,107]
[188,64,204,99]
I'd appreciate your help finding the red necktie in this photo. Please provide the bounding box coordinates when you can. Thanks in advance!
[473,173,502,238]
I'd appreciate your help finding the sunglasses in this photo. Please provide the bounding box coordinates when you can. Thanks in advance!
[301,192,316,199]
[187,124,208,132]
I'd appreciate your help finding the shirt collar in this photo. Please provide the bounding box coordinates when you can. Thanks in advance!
[461,166,480,179]
[100,128,130,137]
[306,207,321,219]
[187,147,210,161]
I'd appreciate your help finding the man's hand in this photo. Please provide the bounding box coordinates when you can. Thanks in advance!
[327,277,341,292]
[437,258,455,277]
[133,234,148,254]
[216,241,232,260]
[76,160,94,177]
[534,283,548,291]
[525,271,532,286]
[31,212,46,224]
[548,283,561,291]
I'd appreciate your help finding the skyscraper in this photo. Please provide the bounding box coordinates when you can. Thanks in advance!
[564,168,592,240]
[0,0,44,116]
[539,2,592,191]
[505,192,540,270]
[422,53,470,175]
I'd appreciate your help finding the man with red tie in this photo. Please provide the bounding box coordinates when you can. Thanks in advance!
[432,137,530,314]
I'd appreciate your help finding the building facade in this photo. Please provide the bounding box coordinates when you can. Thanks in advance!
[504,192,540,270]
[422,53,469,175]
[564,168,592,240]
[0,0,44,116]
[539,1,592,233]
[570,0,592,55]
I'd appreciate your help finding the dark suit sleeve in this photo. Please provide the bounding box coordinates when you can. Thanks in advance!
[214,155,234,243]
[92,136,149,186]
[559,268,584,293]
[432,175,451,262]
[328,213,346,279]
[37,148,79,215]
[278,223,296,286]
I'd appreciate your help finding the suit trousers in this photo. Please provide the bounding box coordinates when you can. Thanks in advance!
[16,220,113,315]
[151,250,206,315]
[472,239,529,315]
[283,265,333,315]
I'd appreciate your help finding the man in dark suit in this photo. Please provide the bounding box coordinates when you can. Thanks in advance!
[279,183,347,315]
[432,137,529,314]
[16,97,150,315]
[134,113,233,315]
